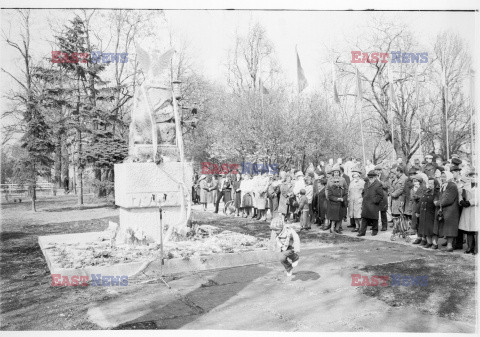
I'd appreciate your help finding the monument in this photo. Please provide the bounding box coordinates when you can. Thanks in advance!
[112,45,193,245]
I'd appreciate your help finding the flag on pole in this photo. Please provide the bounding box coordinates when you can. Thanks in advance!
[296,47,308,93]
[332,61,340,104]
[355,68,362,102]
[259,78,269,95]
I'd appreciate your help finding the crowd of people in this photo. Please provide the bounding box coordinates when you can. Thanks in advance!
[192,153,477,255]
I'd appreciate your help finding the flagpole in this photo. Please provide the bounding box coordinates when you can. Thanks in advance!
[356,68,367,168]
[415,64,423,158]
[444,67,450,160]
[469,69,475,165]
[389,64,396,162]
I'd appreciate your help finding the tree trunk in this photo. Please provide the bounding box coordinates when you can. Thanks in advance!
[54,133,62,189]
[31,162,36,212]
[94,168,103,197]
[61,134,70,192]
[77,129,84,205]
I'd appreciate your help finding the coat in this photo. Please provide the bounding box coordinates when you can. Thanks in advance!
[390,174,407,215]
[199,179,209,204]
[240,179,253,207]
[233,180,242,208]
[326,184,348,221]
[348,178,364,219]
[405,185,421,216]
[312,187,328,220]
[416,186,438,236]
[458,186,477,232]
[433,181,460,237]
[278,182,293,214]
[361,179,383,219]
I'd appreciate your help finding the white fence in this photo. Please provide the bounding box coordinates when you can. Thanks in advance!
[1,183,55,198]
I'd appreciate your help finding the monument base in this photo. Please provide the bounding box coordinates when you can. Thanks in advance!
[114,206,183,245]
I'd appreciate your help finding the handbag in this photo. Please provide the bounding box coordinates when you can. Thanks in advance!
[437,206,444,222]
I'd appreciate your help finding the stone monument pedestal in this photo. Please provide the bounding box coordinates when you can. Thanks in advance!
[113,162,193,244]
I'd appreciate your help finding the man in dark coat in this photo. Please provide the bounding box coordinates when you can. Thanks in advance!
[358,170,384,236]
[375,165,389,231]
[433,170,460,252]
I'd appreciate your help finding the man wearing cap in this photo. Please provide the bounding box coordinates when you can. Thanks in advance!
[292,170,306,222]
[389,166,408,229]
[358,170,384,236]
[375,165,389,231]
[422,154,439,179]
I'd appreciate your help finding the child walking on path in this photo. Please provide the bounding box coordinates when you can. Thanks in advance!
[270,217,301,277]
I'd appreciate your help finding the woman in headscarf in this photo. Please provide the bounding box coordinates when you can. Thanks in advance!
[348,168,365,232]
[240,174,253,217]
[415,176,440,247]
[232,173,242,217]
[198,175,209,211]
[432,170,460,251]
[326,176,348,234]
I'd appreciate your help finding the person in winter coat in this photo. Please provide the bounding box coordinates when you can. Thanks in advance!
[375,165,389,231]
[348,169,365,232]
[198,175,209,211]
[432,171,460,252]
[279,174,294,221]
[415,176,440,247]
[405,175,424,235]
[298,189,310,230]
[232,173,243,217]
[358,170,384,236]
[458,169,477,254]
[326,176,348,234]
[240,174,254,218]
[389,166,408,229]
[313,178,328,228]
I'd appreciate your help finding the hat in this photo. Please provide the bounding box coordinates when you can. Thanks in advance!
[452,154,460,159]
[412,175,423,183]
[374,165,382,170]
[367,170,377,177]
[408,168,417,175]
[450,165,461,172]
[425,154,433,159]
[295,171,304,177]
[332,164,341,172]
[468,168,477,176]
[437,166,445,172]
[451,158,462,166]
[299,189,306,195]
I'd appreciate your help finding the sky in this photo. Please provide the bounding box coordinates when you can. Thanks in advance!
[0,9,476,91]
[0,9,476,140]
[164,10,476,90]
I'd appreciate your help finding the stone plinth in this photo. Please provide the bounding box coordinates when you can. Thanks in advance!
[114,162,193,244]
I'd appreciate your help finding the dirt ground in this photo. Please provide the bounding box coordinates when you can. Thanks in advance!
[0,196,476,330]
